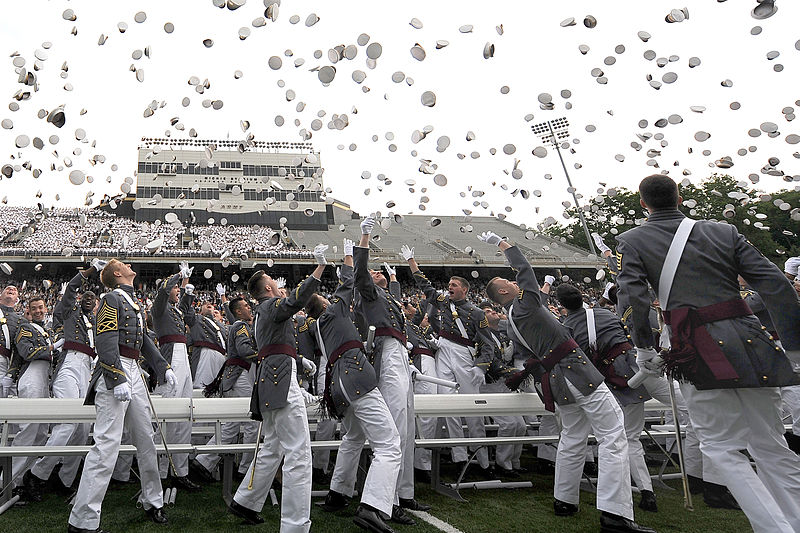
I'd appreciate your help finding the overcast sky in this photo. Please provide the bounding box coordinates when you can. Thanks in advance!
[1,0,798,228]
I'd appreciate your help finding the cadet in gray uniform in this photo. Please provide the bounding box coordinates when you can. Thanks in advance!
[403,242,497,478]
[616,174,800,533]
[226,244,326,532]
[190,301,227,389]
[151,266,199,490]
[68,259,177,533]
[356,217,426,519]
[193,296,259,480]
[311,241,402,533]
[0,285,21,398]
[6,296,54,493]
[479,231,655,533]
[25,261,105,500]
[556,284,657,512]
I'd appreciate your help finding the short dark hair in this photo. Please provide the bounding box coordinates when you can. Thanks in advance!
[28,296,46,307]
[607,285,618,305]
[229,296,248,317]
[639,174,679,211]
[305,293,326,319]
[247,270,266,298]
[485,277,502,303]
[555,283,584,311]
[478,300,495,312]
[80,291,96,302]
[450,276,470,291]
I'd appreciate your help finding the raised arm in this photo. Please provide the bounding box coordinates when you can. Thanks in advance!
[179,284,196,326]
[152,273,180,318]
[274,247,326,322]
[53,270,87,324]
[333,240,356,306]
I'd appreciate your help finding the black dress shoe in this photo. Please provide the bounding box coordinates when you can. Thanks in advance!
[497,467,520,480]
[353,505,395,533]
[319,489,349,512]
[22,470,45,502]
[145,506,168,525]
[390,505,416,525]
[68,524,110,533]
[399,497,431,511]
[108,477,136,490]
[703,483,740,510]
[513,466,528,474]
[229,500,265,525]
[553,498,579,516]
[170,475,201,492]
[600,512,656,533]
[638,490,658,512]
[189,458,215,483]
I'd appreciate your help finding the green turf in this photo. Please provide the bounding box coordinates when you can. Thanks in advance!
[4,457,752,533]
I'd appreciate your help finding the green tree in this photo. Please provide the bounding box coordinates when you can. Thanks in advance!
[543,174,799,267]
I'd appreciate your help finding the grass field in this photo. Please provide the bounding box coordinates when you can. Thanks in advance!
[3,452,751,533]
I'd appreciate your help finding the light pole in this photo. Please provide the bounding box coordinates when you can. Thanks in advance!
[532,117,597,255]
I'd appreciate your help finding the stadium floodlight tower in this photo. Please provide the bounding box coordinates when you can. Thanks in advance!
[531,117,597,256]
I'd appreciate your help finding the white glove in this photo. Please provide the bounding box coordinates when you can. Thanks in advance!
[591,232,611,254]
[409,364,421,376]
[113,383,131,402]
[301,357,317,376]
[60,282,68,295]
[635,348,662,375]
[383,262,396,277]
[544,275,555,285]
[91,258,108,271]
[477,231,503,246]
[184,284,195,296]
[300,389,317,405]
[179,261,193,279]
[400,245,414,261]
[165,368,177,391]
[360,215,376,235]
[343,238,354,256]
[216,283,225,296]
[336,266,342,280]
[53,337,65,352]
[275,277,286,289]
[1,375,14,396]
[313,244,329,265]
[406,342,414,351]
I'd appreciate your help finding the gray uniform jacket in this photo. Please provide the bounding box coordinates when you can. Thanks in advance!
[502,245,604,407]
[152,273,195,364]
[740,288,777,335]
[353,247,407,376]
[221,320,256,393]
[87,284,170,405]
[563,307,650,406]
[406,321,437,371]
[250,274,320,418]
[312,264,378,418]
[412,269,495,373]
[616,209,800,389]
[190,314,227,353]
[54,272,96,359]
[13,319,54,379]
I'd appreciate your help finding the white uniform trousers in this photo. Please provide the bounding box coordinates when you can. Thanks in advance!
[436,337,489,468]
[641,375,713,482]
[781,385,800,436]
[196,366,259,475]
[154,343,192,478]
[480,380,526,470]
[620,402,652,492]
[192,346,226,389]
[312,355,337,473]
[680,383,800,533]
[7,360,50,488]
[329,388,402,516]
[413,354,438,471]
[32,350,92,487]
[0,355,16,398]
[111,429,134,482]
[233,363,312,533]
[68,357,164,530]
[554,380,633,520]
[376,338,416,500]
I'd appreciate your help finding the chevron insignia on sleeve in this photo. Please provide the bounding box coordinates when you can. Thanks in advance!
[96,300,119,334]
[237,325,249,337]
[478,317,489,328]
[15,328,32,342]
[518,289,524,300]
[616,251,623,269]
[437,294,446,302]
